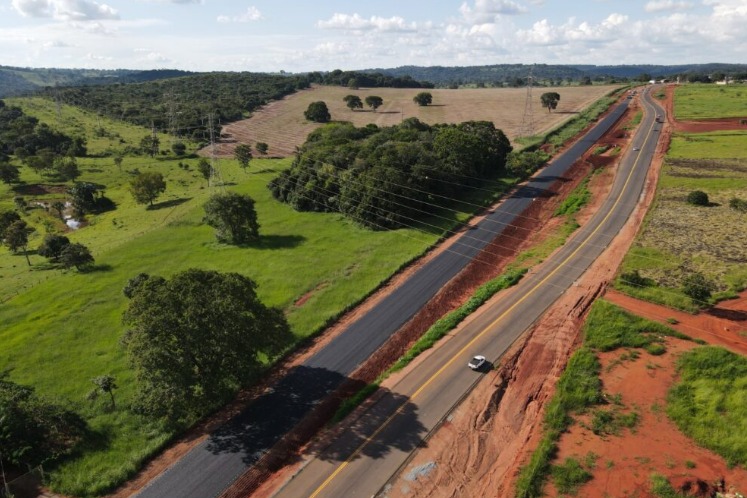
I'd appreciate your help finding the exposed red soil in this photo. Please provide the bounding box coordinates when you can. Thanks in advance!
[551,317,747,498]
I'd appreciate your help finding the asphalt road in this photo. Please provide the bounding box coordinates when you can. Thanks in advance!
[274,87,664,498]
[136,94,633,498]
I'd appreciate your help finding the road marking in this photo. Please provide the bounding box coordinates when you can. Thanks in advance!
[308,93,661,498]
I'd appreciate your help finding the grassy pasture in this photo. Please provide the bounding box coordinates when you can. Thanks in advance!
[674,84,747,120]
[3,95,522,493]
[217,84,621,157]
[616,131,747,309]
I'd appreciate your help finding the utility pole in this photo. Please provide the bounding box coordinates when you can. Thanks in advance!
[520,67,535,138]
[207,112,224,190]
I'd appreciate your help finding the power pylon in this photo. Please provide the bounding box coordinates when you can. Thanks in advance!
[207,112,224,190]
[520,68,535,138]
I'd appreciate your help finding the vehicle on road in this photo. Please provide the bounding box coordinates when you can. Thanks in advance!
[633,147,640,151]
[468,355,487,370]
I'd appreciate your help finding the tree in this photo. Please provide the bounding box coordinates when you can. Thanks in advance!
[68,182,102,216]
[171,141,186,156]
[203,192,260,244]
[0,210,21,237]
[365,95,384,112]
[234,144,253,173]
[0,373,87,466]
[0,162,20,184]
[540,92,561,113]
[413,92,433,106]
[686,190,709,206]
[55,154,80,182]
[129,171,166,207]
[140,134,160,157]
[4,220,33,265]
[343,95,363,111]
[87,375,117,410]
[256,142,269,155]
[347,77,359,89]
[123,272,152,299]
[38,233,71,262]
[59,242,94,271]
[121,269,293,421]
[197,158,212,187]
[580,76,593,86]
[682,272,714,306]
[304,101,331,123]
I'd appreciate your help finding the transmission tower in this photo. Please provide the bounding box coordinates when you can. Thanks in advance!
[520,68,535,137]
[164,91,180,146]
[207,112,224,190]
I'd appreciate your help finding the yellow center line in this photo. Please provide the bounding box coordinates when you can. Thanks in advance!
[309,91,660,498]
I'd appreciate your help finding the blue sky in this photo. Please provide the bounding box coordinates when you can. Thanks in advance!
[1,0,745,72]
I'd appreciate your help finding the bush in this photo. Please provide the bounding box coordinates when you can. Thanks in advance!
[681,272,713,306]
[685,190,709,206]
[729,197,747,213]
[551,457,592,494]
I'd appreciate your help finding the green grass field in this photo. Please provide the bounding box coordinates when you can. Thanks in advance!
[674,84,747,120]
[2,97,494,493]
[615,131,747,309]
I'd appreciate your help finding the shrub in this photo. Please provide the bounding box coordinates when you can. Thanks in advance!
[685,190,709,206]
[681,272,713,306]
[729,197,747,213]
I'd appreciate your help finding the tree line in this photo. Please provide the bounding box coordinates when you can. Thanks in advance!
[268,118,512,229]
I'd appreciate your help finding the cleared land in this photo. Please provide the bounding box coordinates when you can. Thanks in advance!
[674,83,747,120]
[209,85,621,157]
[617,131,747,310]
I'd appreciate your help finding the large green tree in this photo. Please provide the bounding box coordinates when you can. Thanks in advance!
[304,101,331,123]
[129,171,166,207]
[0,373,87,466]
[140,134,160,157]
[365,95,384,112]
[343,95,363,111]
[4,219,34,266]
[0,162,20,184]
[59,242,94,271]
[37,233,71,262]
[234,144,253,173]
[412,92,433,106]
[203,192,260,244]
[0,210,21,237]
[121,269,293,421]
[540,92,561,112]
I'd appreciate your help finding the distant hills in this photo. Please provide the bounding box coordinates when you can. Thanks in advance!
[367,63,747,86]
[0,66,196,98]
[3,62,747,100]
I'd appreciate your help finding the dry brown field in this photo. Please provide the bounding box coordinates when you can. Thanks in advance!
[210,84,621,157]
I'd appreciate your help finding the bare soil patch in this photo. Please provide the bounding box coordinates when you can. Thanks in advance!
[203,85,620,158]
[550,312,747,498]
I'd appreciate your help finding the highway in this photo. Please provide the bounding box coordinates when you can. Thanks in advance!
[274,87,663,497]
[136,93,633,498]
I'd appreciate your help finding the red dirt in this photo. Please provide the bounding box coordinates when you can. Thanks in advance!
[551,311,747,498]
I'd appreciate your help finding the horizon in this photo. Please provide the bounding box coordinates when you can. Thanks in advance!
[1,1,746,73]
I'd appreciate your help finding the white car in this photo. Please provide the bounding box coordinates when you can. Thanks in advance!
[468,355,487,370]
[632,147,640,151]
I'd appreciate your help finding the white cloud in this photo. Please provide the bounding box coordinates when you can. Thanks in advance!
[459,0,527,24]
[644,1,694,13]
[217,6,262,23]
[317,13,419,32]
[11,0,119,21]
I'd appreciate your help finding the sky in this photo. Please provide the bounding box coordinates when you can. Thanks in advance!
[1,0,746,72]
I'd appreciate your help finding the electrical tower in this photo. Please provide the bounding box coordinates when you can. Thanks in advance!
[520,68,535,138]
[207,112,224,190]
